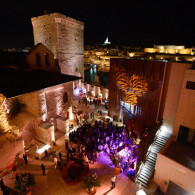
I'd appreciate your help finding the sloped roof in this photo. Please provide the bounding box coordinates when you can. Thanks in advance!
[27,43,53,56]
[0,69,81,98]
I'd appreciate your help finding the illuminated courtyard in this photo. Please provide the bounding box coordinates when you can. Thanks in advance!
[0,149,138,195]
[0,101,140,195]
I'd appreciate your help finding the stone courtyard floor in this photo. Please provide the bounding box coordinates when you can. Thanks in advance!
[0,150,138,195]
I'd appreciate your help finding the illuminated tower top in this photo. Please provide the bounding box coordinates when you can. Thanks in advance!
[31,13,84,77]
[104,37,111,45]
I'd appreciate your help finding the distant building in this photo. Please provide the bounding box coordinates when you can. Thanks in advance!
[84,47,126,72]
[143,45,195,62]
[84,44,195,74]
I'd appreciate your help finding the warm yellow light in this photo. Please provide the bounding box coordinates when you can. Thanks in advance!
[129,52,135,57]
[116,73,148,106]
[51,129,55,142]
[69,106,74,120]
[37,144,51,154]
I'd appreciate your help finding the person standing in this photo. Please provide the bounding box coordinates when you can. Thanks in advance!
[111,176,116,188]
[54,156,58,168]
[59,151,62,160]
[90,150,94,164]
[93,150,96,162]
[23,154,28,164]
[15,174,20,181]
[80,115,82,123]
[76,117,79,126]
[57,160,62,170]
[0,179,5,192]
[65,139,69,150]
[41,163,46,175]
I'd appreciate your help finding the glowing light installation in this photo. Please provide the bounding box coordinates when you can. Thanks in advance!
[116,72,148,115]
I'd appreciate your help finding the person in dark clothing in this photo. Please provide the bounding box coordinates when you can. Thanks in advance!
[67,152,70,159]
[15,174,19,181]
[59,151,62,160]
[57,160,62,170]
[70,147,73,155]
[41,163,46,175]
[65,140,69,150]
[72,147,76,153]
[3,187,9,195]
[111,176,116,188]
[0,179,5,192]
[90,151,94,164]
[76,117,79,126]
[23,154,28,164]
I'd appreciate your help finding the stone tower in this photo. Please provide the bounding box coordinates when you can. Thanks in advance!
[31,13,84,78]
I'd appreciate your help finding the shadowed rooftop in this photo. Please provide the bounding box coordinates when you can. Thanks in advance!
[0,69,81,98]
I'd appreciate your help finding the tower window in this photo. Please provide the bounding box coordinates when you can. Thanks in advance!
[63,92,68,103]
[45,53,50,67]
[186,81,195,90]
[36,53,41,67]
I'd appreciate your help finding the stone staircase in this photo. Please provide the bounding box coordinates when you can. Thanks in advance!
[135,133,170,188]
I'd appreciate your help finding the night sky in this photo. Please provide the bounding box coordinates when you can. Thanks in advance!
[0,0,195,48]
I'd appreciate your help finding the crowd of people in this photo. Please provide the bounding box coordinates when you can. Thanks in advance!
[79,97,102,107]
[68,120,138,174]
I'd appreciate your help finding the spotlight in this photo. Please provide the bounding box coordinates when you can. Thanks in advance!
[136,189,147,195]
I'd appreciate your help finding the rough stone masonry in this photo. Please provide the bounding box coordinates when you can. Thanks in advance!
[31,13,84,78]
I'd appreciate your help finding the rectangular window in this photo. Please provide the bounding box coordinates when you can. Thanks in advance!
[186,81,195,90]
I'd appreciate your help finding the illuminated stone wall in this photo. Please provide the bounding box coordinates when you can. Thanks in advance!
[44,82,73,121]
[0,82,73,169]
[5,82,73,124]
[2,81,73,139]
[0,104,13,133]
[16,92,39,118]
[31,13,84,77]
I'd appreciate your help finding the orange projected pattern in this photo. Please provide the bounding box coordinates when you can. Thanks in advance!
[116,72,148,105]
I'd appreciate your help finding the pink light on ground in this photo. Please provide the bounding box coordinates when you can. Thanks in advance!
[136,189,147,195]
[118,147,131,158]
[73,88,82,95]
